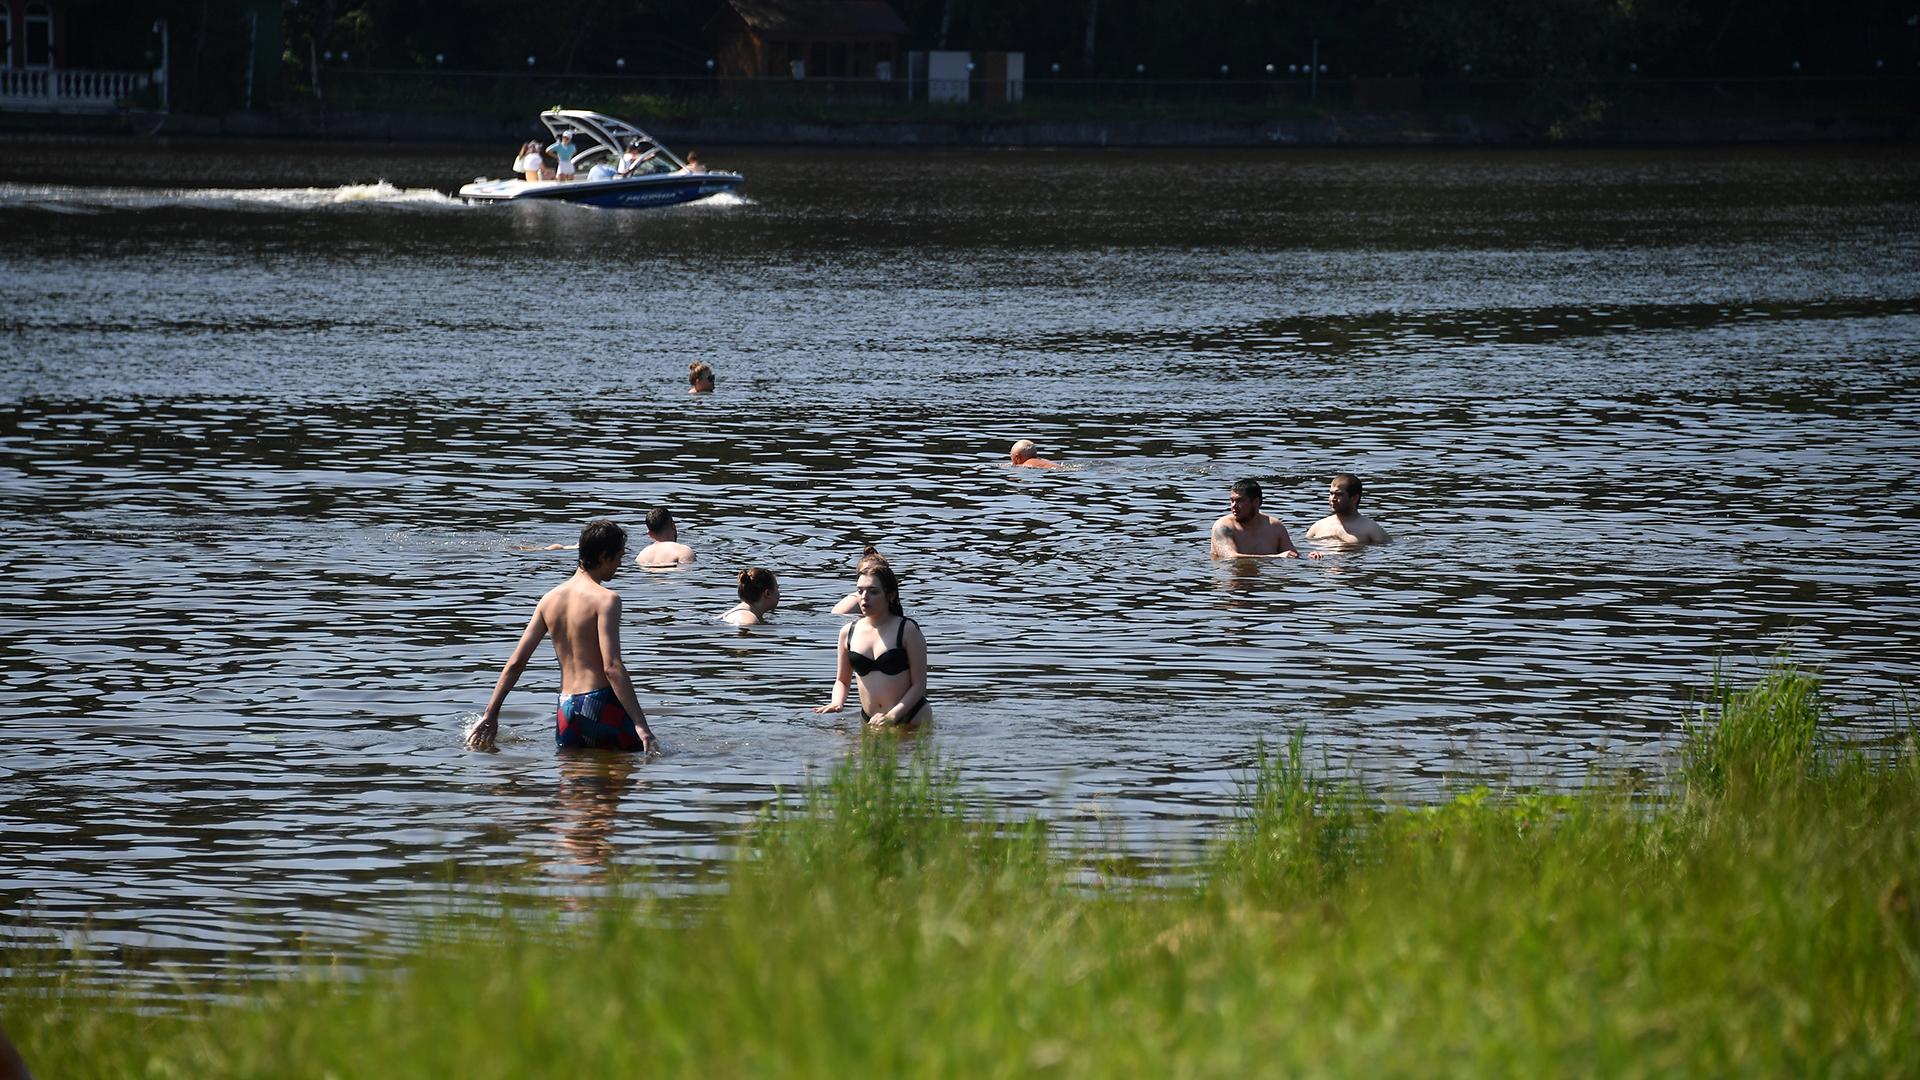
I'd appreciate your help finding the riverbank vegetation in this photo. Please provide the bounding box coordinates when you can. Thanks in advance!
[99,2,1919,123]
[7,662,1917,1075]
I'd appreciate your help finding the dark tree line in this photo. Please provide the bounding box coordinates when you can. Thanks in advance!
[282,0,1920,78]
[101,0,1920,113]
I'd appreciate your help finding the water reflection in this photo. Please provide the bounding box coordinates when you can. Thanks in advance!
[550,753,640,892]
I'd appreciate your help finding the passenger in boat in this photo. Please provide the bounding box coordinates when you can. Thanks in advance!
[634,506,695,567]
[688,362,716,394]
[723,568,780,626]
[617,140,661,178]
[1210,478,1300,558]
[815,557,931,729]
[832,546,888,615]
[1009,439,1061,469]
[517,140,548,182]
[1305,473,1390,547]
[681,151,708,175]
[468,519,659,754]
[548,130,578,181]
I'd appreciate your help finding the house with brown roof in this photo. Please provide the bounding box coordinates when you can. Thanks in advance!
[711,0,910,80]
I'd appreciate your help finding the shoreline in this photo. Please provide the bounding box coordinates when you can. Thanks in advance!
[4,105,1915,148]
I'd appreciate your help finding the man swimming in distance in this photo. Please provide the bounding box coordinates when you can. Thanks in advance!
[1009,439,1061,469]
[1209,478,1300,558]
[1305,472,1390,546]
[634,506,695,567]
[468,519,659,753]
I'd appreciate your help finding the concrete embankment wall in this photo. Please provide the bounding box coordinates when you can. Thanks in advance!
[5,106,1916,147]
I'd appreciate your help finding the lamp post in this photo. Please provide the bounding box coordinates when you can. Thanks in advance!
[151,19,169,113]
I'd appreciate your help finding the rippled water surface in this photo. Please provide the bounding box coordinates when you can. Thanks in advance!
[2,138,1918,978]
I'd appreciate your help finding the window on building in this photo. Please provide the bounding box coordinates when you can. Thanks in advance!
[25,1,51,68]
[0,5,13,70]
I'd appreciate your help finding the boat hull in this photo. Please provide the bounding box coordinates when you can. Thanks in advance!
[459,173,743,209]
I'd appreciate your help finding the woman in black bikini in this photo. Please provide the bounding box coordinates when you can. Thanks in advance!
[813,559,930,728]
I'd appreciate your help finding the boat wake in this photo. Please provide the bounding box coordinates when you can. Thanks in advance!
[685,191,753,209]
[0,181,468,213]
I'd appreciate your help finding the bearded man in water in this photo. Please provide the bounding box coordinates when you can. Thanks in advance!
[1209,478,1300,558]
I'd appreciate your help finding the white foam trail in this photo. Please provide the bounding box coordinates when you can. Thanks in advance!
[682,191,753,209]
[0,181,469,212]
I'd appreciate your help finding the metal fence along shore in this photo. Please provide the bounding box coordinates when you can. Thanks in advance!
[299,67,1920,123]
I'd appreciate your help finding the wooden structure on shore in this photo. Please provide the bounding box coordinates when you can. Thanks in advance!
[711,0,910,81]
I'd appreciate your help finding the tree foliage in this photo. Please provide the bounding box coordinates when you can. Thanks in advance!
[97,0,1920,113]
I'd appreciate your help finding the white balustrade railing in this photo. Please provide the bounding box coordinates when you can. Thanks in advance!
[0,68,155,112]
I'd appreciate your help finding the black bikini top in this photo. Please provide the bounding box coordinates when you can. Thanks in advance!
[845,617,915,677]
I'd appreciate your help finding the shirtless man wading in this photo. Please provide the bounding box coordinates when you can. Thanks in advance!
[1210,478,1300,558]
[469,519,658,753]
[634,506,695,567]
[1305,472,1390,546]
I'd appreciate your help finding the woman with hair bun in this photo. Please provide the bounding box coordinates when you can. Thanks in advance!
[688,362,716,394]
[815,555,930,729]
[723,568,780,626]
[831,545,887,615]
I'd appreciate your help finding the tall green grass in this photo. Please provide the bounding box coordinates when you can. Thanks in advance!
[1681,659,1828,798]
[8,662,1918,1076]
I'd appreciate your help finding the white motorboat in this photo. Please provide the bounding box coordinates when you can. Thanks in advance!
[460,109,742,208]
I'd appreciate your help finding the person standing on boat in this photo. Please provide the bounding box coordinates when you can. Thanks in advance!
[548,130,578,182]
[468,519,659,754]
[516,140,546,182]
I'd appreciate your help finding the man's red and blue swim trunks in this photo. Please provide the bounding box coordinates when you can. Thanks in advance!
[555,686,644,751]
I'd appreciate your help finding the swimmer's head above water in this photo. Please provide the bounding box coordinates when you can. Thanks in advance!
[1329,472,1363,512]
[577,519,627,575]
[1229,478,1263,522]
[689,362,715,393]
[645,506,675,540]
[738,567,779,607]
[854,561,903,619]
[1010,439,1037,463]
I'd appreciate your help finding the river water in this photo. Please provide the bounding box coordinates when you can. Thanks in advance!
[2,138,1917,980]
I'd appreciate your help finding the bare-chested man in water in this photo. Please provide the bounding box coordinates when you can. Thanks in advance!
[468,519,658,753]
[1305,472,1390,546]
[1009,439,1062,469]
[1210,478,1300,558]
[634,506,695,567]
